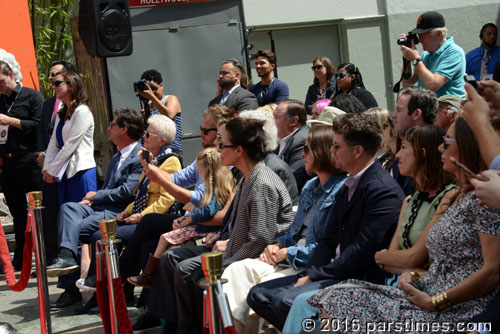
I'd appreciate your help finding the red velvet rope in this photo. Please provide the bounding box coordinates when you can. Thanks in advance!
[0,214,33,291]
[97,278,133,334]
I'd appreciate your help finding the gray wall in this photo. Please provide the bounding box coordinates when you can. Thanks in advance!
[243,0,500,111]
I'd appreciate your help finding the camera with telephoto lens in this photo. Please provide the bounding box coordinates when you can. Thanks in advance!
[133,79,156,92]
[397,33,419,47]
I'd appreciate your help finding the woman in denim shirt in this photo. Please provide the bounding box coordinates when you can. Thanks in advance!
[221,125,346,333]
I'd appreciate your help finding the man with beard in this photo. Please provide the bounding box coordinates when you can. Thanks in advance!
[249,50,289,106]
[209,59,258,111]
[466,23,500,81]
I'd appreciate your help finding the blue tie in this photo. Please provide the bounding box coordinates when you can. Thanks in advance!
[220,91,230,105]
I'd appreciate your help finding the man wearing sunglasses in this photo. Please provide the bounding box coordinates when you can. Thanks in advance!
[36,60,77,265]
[0,56,44,272]
[209,59,258,111]
[249,50,289,106]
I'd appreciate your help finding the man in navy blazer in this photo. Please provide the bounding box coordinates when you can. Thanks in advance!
[208,59,258,111]
[47,108,144,308]
[274,100,310,192]
[247,113,405,330]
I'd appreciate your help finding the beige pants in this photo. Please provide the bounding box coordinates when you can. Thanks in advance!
[222,258,300,325]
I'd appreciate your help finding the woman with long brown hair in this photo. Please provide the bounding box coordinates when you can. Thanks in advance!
[42,71,96,204]
[305,56,336,114]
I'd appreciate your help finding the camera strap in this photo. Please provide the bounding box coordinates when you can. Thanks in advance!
[393,58,412,93]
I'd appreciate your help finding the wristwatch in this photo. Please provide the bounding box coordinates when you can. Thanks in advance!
[412,57,422,66]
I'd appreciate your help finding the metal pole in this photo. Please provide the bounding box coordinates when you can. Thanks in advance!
[27,191,52,334]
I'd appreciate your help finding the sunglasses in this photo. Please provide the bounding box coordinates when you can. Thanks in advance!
[109,121,119,128]
[200,126,217,135]
[335,73,351,79]
[218,142,237,150]
[303,144,311,154]
[145,131,160,139]
[311,65,323,71]
[442,135,457,149]
[48,71,62,78]
[51,80,68,88]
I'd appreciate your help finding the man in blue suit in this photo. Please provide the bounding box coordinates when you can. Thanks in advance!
[247,112,405,330]
[47,108,144,308]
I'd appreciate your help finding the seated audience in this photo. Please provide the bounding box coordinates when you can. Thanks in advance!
[303,117,499,333]
[222,125,346,333]
[333,62,378,109]
[127,148,233,288]
[283,125,457,333]
[75,114,182,295]
[132,117,294,333]
[246,113,405,330]
[46,108,144,308]
[305,56,336,114]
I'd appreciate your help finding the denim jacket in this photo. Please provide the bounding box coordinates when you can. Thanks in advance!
[275,174,346,269]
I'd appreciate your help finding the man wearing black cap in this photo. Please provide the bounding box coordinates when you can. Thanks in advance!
[400,11,466,99]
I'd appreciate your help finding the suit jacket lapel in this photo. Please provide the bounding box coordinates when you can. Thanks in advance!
[102,153,120,189]
[223,87,239,106]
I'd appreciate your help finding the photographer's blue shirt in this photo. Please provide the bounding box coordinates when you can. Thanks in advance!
[418,36,466,99]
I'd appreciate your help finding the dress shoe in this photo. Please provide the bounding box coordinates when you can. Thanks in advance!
[74,294,98,315]
[46,255,78,277]
[50,290,82,309]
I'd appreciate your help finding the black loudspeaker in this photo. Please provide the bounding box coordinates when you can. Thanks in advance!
[78,0,133,57]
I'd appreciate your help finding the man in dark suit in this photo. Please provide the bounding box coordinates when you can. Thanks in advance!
[247,113,405,330]
[274,100,310,192]
[46,108,144,308]
[36,60,77,264]
[208,59,258,111]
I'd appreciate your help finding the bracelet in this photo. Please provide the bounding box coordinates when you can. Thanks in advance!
[409,271,420,284]
[431,292,451,311]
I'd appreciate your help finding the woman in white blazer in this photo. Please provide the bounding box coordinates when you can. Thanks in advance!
[42,71,96,205]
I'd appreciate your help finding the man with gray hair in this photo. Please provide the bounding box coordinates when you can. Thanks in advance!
[400,11,466,98]
[273,100,310,192]
[434,94,462,132]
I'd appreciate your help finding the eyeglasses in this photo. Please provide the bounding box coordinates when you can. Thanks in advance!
[335,73,351,79]
[145,131,160,139]
[218,142,237,150]
[48,71,62,78]
[200,126,217,135]
[311,65,323,71]
[51,80,68,88]
[442,135,457,149]
[303,144,311,154]
[109,121,119,128]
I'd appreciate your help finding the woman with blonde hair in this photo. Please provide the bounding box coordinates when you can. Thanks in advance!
[127,147,234,287]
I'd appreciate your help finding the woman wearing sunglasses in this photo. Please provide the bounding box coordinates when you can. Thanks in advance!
[334,62,378,109]
[304,56,336,114]
[42,71,97,205]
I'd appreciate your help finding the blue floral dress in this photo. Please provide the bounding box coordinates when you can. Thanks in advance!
[308,192,500,333]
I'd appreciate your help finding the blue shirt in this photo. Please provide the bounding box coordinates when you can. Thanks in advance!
[466,45,500,81]
[419,36,466,99]
[171,159,205,207]
[274,174,346,269]
[491,154,500,170]
[249,78,289,106]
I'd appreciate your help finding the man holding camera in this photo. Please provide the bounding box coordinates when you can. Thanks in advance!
[400,11,466,99]
[136,69,183,156]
